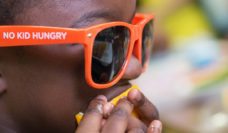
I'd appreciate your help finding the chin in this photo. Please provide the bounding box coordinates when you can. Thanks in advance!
[103,81,132,101]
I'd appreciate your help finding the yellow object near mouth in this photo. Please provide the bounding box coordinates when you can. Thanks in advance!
[75,85,140,124]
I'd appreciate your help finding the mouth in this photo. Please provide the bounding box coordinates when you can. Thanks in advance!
[102,81,132,101]
[75,81,133,124]
[78,80,133,114]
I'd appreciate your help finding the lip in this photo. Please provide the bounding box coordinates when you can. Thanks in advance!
[78,81,132,114]
[102,81,132,101]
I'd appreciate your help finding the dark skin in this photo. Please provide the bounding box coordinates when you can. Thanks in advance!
[0,0,161,133]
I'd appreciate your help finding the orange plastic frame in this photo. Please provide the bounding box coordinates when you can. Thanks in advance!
[0,13,154,89]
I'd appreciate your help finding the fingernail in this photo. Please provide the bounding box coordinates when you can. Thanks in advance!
[96,95,107,102]
[110,103,114,109]
[149,120,162,133]
[109,103,114,110]
[96,103,103,114]
[130,89,141,102]
[103,103,114,116]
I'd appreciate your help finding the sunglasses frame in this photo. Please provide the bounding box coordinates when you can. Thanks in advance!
[0,13,154,89]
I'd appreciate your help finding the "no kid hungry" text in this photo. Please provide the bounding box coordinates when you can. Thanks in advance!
[2,32,67,40]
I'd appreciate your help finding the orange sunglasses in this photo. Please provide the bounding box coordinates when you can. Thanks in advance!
[0,13,154,89]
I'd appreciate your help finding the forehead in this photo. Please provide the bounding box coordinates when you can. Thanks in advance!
[15,0,136,27]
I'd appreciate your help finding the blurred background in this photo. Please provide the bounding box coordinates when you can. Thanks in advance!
[133,0,228,132]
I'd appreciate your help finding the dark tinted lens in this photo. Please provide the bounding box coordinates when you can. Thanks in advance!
[142,20,153,66]
[92,26,130,84]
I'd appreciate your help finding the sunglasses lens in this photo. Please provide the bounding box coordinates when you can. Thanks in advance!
[92,26,130,84]
[142,20,153,66]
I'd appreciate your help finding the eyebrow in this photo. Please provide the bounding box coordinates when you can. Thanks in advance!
[129,8,137,22]
[71,9,122,28]
[71,8,136,28]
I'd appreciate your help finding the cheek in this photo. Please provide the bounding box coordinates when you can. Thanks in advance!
[4,63,95,131]
[20,45,85,67]
[4,44,110,132]
[4,45,97,127]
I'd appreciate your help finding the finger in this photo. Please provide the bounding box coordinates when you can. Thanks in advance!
[128,89,159,124]
[147,120,162,133]
[76,95,107,133]
[103,102,114,118]
[101,119,106,129]
[102,98,133,133]
[101,103,114,128]
[128,128,145,133]
[127,116,147,133]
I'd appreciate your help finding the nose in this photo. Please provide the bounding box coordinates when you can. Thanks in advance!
[121,55,143,80]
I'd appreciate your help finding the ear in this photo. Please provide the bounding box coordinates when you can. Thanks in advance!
[0,73,7,96]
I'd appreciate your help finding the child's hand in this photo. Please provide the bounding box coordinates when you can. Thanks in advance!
[75,92,162,133]
[127,89,162,133]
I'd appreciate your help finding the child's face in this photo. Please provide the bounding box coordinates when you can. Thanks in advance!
[1,0,139,132]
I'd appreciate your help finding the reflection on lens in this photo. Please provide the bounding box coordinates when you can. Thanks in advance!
[142,20,153,66]
[92,26,130,84]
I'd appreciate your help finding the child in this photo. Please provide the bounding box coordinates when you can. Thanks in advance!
[0,0,162,132]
